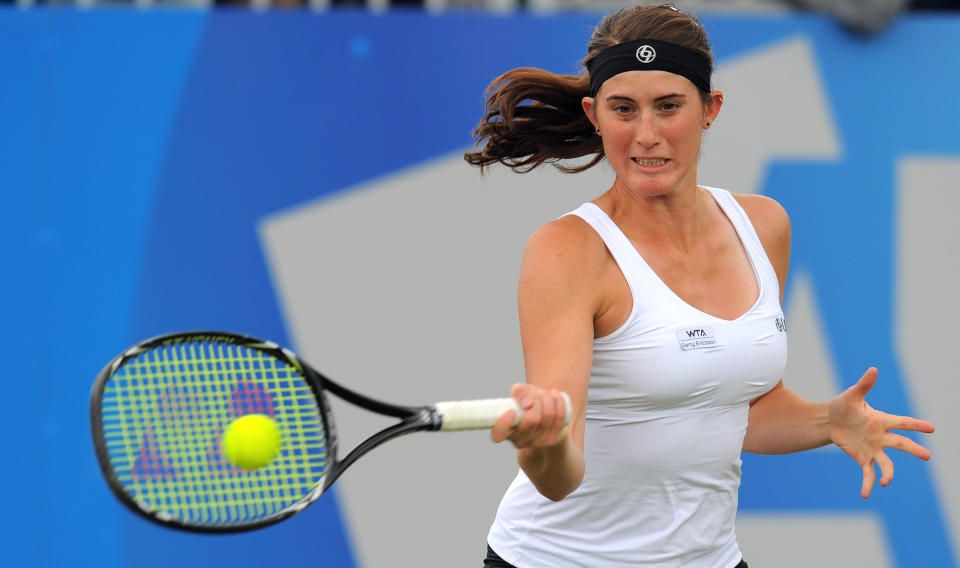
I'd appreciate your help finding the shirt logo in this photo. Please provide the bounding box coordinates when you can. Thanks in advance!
[636,45,657,64]
[776,316,787,333]
[676,326,718,351]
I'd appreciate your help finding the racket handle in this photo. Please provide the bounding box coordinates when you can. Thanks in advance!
[434,392,572,431]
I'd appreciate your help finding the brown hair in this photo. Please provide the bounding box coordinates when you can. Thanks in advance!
[463,4,713,173]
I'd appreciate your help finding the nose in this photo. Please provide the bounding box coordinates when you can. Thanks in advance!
[634,112,660,148]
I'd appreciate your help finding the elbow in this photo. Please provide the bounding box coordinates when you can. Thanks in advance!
[532,470,584,502]
[539,485,576,502]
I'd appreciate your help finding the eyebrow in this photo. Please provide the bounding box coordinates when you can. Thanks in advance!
[604,93,686,103]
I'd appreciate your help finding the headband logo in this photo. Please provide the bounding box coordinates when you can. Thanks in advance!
[635,45,657,64]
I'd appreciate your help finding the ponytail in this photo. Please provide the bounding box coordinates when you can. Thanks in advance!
[464,67,604,174]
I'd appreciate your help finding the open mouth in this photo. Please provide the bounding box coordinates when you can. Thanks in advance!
[631,158,669,167]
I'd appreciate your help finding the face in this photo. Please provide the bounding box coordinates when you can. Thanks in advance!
[583,70,722,199]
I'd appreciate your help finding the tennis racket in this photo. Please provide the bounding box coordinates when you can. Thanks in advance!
[90,330,570,533]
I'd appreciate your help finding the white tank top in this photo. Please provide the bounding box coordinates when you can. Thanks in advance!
[487,187,787,568]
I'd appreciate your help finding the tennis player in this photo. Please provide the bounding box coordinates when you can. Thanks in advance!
[465,4,935,567]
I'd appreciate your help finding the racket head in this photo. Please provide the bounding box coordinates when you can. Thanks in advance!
[89,331,335,532]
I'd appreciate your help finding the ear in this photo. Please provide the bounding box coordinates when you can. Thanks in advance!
[703,90,724,129]
[582,96,598,130]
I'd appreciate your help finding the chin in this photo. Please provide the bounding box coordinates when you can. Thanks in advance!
[619,176,679,197]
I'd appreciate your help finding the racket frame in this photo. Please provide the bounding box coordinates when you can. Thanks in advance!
[89,330,444,533]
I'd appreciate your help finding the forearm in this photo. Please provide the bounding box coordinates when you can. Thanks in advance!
[518,437,585,501]
[743,384,832,454]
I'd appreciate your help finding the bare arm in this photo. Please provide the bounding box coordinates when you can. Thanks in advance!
[743,381,831,453]
[737,194,935,498]
[747,369,934,498]
[490,216,602,501]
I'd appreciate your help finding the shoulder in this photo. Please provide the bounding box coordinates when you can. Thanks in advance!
[519,213,609,301]
[523,213,608,267]
[731,193,790,242]
[731,192,791,294]
[731,193,791,257]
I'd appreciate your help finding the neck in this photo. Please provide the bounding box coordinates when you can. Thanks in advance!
[600,180,708,252]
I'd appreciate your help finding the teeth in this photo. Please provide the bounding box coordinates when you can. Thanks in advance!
[634,158,667,166]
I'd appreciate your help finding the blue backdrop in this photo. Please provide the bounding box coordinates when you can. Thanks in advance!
[1,7,956,567]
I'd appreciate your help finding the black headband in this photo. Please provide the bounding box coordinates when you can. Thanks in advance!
[587,39,712,97]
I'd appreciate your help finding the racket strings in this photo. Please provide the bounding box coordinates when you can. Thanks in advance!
[99,339,328,526]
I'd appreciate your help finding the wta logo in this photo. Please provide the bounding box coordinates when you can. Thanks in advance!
[676,325,718,350]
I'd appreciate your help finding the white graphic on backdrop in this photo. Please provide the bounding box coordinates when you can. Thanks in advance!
[700,36,841,194]
[258,36,897,568]
[896,157,960,566]
[782,270,840,403]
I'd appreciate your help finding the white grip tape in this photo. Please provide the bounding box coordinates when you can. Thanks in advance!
[435,392,572,431]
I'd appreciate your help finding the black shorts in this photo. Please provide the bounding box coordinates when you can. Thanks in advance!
[483,544,749,568]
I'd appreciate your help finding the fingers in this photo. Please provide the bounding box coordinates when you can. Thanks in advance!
[846,368,935,435]
[492,384,569,449]
[490,407,518,443]
[850,367,878,399]
[515,386,546,444]
[885,432,932,461]
[876,451,895,488]
[861,460,875,499]
[888,414,936,434]
[860,451,894,499]
[515,388,567,448]
[833,367,937,499]
[876,405,934,461]
[859,444,912,498]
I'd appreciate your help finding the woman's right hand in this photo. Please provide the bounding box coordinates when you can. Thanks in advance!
[491,383,570,449]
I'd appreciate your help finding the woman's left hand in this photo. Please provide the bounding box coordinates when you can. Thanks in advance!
[829,367,935,498]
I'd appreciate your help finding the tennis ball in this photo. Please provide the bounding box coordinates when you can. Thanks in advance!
[223,414,281,470]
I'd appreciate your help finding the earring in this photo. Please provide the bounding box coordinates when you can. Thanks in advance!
[596,128,601,136]
[704,122,711,128]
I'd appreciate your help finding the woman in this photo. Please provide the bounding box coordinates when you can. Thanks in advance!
[464,4,935,568]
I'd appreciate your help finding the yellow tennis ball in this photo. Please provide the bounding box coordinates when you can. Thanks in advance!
[223,414,281,470]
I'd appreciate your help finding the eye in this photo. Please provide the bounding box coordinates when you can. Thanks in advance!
[613,104,633,114]
[660,101,680,112]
